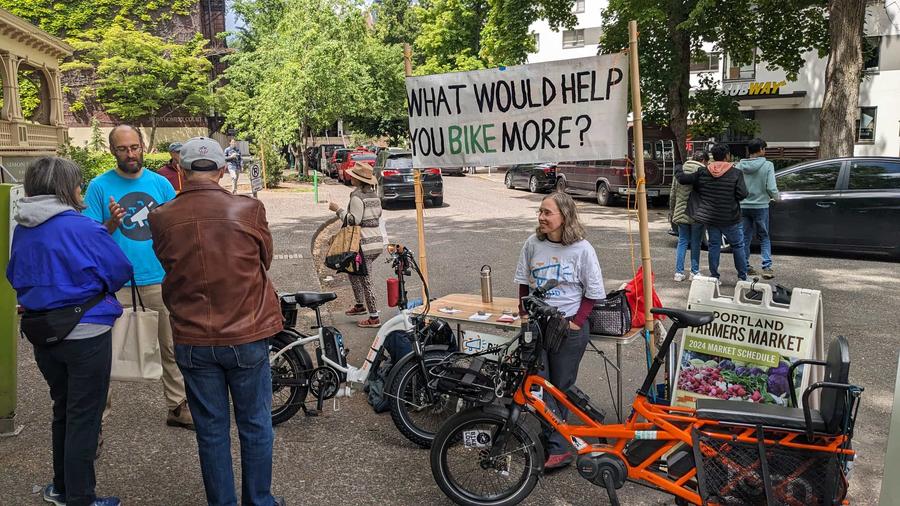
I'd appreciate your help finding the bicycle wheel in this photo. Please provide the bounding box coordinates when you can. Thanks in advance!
[389,351,462,448]
[431,407,541,506]
[270,333,313,426]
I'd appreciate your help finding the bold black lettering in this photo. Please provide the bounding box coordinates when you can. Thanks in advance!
[542,77,557,106]
[590,70,603,101]
[501,122,524,151]
[558,116,572,149]
[423,87,437,116]
[407,89,424,117]
[606,68,624,100]
[448,84,466,114]
[414,127,432,156]
[436,87,451,116]
[526,78,541,108]
[511,80,528,110]
[541,118,556,149]
[576,71,591,103]
[523,120,540,151]
[432,127,445,156]
[496,80,512,112]
[473,82,497,113]
[560,73,576,104]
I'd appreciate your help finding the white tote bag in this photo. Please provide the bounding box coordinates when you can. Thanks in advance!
[110,282,163,382]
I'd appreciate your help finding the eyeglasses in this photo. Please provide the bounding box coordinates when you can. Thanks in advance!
[536,209,558,217]
[114,145,143,154]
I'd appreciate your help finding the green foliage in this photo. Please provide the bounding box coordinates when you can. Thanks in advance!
[373,0,421,45]
[479,0,576,66]
[0,0,195,38]
[60,141,171,186]
[414,0,488,74]
[88,117,107,151]
[18,70,41,120]
[252,143,286,188]
[689,74,758,139]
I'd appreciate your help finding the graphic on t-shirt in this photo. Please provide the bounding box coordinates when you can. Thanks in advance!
[531,257,574,297]
[117,191,157,241]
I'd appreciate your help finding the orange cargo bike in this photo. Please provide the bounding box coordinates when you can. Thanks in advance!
[427,287,862,506]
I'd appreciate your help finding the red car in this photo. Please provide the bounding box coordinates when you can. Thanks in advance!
[338,150,377,184]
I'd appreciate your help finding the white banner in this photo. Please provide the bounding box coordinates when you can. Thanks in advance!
[405,54,628,168]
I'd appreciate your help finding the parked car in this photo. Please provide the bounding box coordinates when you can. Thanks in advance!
[316,144,345,174]
[503,163,557,193]
[441,166,466,176]
[555,125,681,206]
[338,150,377,184]
[668,156,900,258]
[374,150,444,207]
[327,148,352,178]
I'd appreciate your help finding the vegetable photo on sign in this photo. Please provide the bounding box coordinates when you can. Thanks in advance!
[676,348,802,405]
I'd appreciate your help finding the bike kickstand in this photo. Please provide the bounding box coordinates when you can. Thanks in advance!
[601,470,621,506]
[301,404,319,417]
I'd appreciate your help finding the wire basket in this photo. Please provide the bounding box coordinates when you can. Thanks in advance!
[427,353,500,404]
[693,428,847,506]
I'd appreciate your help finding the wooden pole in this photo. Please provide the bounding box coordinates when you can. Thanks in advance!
[259,140,267,193]
[403,44,430,300]
[628,21,655,338]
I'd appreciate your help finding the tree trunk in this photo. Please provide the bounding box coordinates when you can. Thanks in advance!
[666,0,691,162]
[818,0,866,159]
[299,119,308,177]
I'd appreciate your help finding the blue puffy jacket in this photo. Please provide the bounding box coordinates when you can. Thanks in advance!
[7,195,133,326]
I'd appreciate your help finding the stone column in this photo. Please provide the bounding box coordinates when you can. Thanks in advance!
[0,53,23,122]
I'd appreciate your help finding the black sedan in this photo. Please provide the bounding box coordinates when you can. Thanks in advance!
[668,156,900,258]
[504,163,557,193]
[375,150,444,207]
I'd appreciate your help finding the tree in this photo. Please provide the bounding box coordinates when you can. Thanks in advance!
[0,0,195,38]
[373,0,421,46]
[88,116,107,151]
[818,0,866,158]
[689,74,757,140]
[61,25,213,150]
[479,0,576,66]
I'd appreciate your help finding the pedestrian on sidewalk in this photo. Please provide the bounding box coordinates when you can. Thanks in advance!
[224,138,242,194]
[83,124,194,431]
[676,143,749,281]
[329,162,385,328]
[157,142,183,192]
[514,192,606,470]
[148,137,285,506]
[8,157,133,506]
[736,138,778,279]
[670,150,708,281]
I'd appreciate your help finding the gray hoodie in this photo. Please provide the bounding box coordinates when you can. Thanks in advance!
[736,157,778,209]
[14,195,76,228]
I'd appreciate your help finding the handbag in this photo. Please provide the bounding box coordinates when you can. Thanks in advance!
[325,214,364,275]
[20,292,106,347]
[588,289,632,337]
[110,281,163,382]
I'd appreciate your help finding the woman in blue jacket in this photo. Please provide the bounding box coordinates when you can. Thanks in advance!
[7,157,132,506]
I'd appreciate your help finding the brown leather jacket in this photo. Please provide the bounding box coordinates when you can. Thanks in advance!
[148,178,282,346]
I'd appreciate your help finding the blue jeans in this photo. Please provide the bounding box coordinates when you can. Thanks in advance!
[540,322,590,454]
[707,223,748,281]
[175,339,276,506]
[741,207,772,269]
[675,223,704,275]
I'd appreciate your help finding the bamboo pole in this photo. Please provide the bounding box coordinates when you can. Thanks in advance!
[628,21,655,338]
[403,44,430,300]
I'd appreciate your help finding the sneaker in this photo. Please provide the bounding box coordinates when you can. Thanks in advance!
[673,272,686,282]
[43,484,65,506]
[762,267,775,279]
[90,498,121,506]
[166,400,195,430]
[274,497,287,506]
[344,304,366,316]
[357,317,381,328]
[747,266,759,276]
[689,272,700,281]
[544,451,574,470]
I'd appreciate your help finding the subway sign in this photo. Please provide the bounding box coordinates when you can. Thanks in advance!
[723,80,788,97]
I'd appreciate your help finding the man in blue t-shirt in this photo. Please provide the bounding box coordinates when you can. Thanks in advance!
[84,124,193,431]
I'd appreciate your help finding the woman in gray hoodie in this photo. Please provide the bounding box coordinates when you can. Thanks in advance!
[670,151,708,281]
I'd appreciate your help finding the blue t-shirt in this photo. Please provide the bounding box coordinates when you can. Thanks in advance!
[84,168,176,286]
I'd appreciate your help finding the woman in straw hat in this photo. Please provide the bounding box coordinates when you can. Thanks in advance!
[329,162,385,328]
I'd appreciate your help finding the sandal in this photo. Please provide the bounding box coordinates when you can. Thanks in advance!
[345,304,366,316]
[358,317,381,328]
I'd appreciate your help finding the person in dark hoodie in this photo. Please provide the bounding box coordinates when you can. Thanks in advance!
[7,157,133,506]
[736,138,778,279]
[670,150,708,281]
[676,143,749,281]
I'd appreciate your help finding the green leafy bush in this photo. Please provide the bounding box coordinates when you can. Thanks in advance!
[59,143,173,185]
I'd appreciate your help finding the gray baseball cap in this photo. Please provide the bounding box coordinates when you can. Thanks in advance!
[168,142,183,153]
[179,137,226,171]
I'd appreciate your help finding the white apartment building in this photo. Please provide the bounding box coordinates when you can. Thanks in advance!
[529,1,900,157]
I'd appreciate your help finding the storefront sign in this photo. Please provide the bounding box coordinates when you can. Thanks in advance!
[723,80,788,97]
[672,277,824,409]
[405,54,628,167]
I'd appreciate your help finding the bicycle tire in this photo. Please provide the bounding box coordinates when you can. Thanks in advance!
[388,351,458,448]
[430,407,542,506]
[270,332,313,426]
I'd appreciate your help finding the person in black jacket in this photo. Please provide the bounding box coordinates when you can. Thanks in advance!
[676,143,749,281]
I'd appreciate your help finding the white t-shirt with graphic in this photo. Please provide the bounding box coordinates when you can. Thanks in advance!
[514,234,606,317]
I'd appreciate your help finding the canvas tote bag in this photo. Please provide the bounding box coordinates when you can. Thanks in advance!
[325,214,363,274]
[110,280,163,382]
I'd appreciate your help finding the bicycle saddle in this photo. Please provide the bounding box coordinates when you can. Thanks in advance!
[650,308,714,328]
[290,292,337,308]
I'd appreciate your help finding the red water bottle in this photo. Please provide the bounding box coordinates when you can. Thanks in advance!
[386,277,400,307]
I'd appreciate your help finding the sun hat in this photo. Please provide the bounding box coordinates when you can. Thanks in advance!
[347,161,377,186]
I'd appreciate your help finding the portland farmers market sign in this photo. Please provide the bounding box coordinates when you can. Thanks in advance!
[405,54,629,168]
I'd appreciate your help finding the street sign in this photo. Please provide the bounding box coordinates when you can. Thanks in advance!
[250,163,263,193]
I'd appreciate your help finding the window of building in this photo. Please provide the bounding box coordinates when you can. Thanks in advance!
[849,160,900,190]
[778,163,842,192]
[532,32,540,52]
[562,29,585,49]
[864,36,881,71]
[573,0,585,13]
[856,107,877,143]
[690,52,720,72]
[724,52,756,80]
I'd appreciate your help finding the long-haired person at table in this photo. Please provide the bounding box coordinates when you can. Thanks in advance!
[514,191,606,470]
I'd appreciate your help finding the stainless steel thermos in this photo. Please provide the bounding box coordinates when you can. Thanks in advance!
[480,265,493,303]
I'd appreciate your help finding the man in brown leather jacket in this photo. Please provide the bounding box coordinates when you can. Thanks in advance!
[148,137,285,506]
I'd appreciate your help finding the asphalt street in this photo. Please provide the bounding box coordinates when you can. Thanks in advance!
[1,173,896,505]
